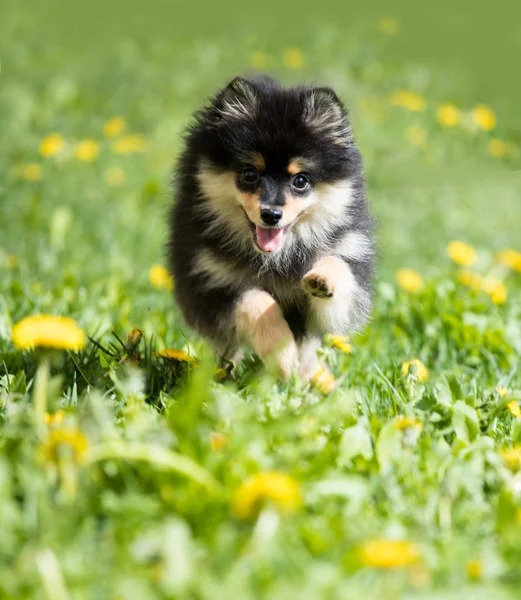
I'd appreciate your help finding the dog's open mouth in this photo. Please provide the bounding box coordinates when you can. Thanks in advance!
[254,225,286,253]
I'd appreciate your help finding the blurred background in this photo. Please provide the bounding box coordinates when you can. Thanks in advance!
[1,0,520,331]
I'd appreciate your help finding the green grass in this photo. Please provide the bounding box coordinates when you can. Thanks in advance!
[2,6,521,599]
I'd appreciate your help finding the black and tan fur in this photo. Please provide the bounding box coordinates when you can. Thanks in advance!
[168,75,375,379]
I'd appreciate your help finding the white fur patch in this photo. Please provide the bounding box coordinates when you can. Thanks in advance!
[306,257,370,334]
[295,179,355,250]
[335,231,374,261]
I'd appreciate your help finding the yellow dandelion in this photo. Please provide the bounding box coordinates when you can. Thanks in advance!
[111,135,146,154]
[456,269,482,292]
[154,348,196,364]
[447,241,477,266]
[103,116,126,137]
[327,334,353,355]
[377,17,399,36]
[232,471,302,519]
[104,166,126,187]
[359,539,421,569]
[482,277,507,304]
[39,133,64,158]
[213,367,228,381]
[507,401,521,418]
[75,139,100,162]
[497,386,508,398]
[497,249,521,273]
[466,559,482,581]
[472,104,496,131]
[210,431,228,451]
[396,268,424,293]
[22,163,43,182]
[395,416,422,432]
[6,255,19,270]
[401,359,429,382]
[405,125,427,148]
[488,139,506,158]
[44,410,65,426]
[148,265,174,291]
[12,315,86,351]
[283,48,305,70]
[436,103,460,127]
[501,446,521,471]
[250,51,267,70]
[40,428,89,464]
[311,366,336,394]
[390,90,427,112]
[126,328,143,349]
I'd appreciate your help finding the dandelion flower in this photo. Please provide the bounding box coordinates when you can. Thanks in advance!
[436,103,460,127]
[497,249,521,273]
[472,104,496,131]
[213,367,228,381]
[390,90,426,112]
[104,166,126,187]
[466,560,482,580]
[283,48,305,69]
[456,269,482,292]
[501,446,521,471]
[507,401,521,418]
[497,386,508,398]
[75,139,100,162]
[377,17,399,35]
[210,432,228,451]
[488,139,506,158]
[396,268,424,293]
[39,133,64,158]
[44,411,65,426]
[327,334,353,354]
[12,315,86,351]
[111,135,146,154]
[447,241,477,266]
[126,328,143,349]
[359,539,421,569]
[401,359,428,382]
[311,366,336,393]
[395,416,422,432]
[104,116,126,137]
[250,51,267,70]
[405,125,427,148]
[22,163,43,181]
[41,428,89,464]
[148,265,174,291]
[482,277,507,304]
[232,471,302,519]
[154,348,195,364]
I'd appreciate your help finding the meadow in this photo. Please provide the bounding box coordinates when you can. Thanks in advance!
[1,5,521,599]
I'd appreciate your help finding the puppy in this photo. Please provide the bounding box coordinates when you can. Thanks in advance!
[168,75,374,379]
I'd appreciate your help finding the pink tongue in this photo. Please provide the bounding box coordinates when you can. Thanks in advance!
[255,226,285,252]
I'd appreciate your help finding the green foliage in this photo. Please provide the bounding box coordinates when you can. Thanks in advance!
[1,7,521,600]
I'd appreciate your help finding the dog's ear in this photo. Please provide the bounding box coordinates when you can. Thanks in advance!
[215,77,258,120]
[302,87,352,145]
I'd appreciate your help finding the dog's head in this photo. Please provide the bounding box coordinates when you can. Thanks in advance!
[193,76,361,254]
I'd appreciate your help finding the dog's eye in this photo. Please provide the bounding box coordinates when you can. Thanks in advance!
[292,174,310,192]
[240,167,259,185]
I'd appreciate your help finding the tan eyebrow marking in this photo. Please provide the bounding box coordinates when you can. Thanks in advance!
[251,153,266,171]
[287,158,315,175]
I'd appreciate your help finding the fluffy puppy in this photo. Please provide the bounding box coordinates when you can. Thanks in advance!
[168,75,374,379]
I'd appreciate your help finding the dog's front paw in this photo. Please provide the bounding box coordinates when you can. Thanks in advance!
[302,271,334,298]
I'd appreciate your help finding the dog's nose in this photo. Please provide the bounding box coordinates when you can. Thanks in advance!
[260,208,283,226]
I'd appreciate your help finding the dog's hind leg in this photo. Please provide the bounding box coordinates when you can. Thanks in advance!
[235,288,298,380]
